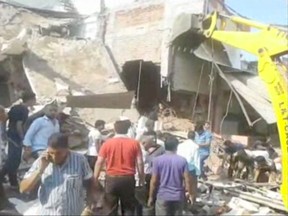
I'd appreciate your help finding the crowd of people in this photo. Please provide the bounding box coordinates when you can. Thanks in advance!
[0,91,281,216]
[221,138,282,182]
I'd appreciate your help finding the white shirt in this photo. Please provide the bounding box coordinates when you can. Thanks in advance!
[177,139,200,175]
[244,149,273,166]
[87,128,102,156]
[157,139,164,147]
[136,116,148,140]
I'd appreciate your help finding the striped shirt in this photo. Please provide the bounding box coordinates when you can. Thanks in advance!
[24,151,93,215]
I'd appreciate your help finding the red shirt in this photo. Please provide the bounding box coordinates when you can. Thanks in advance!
[99,136,141,176]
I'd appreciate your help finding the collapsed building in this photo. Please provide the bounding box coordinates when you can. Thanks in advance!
[0,0,279,144]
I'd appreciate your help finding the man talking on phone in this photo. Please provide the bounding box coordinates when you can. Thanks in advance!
[20,133,93,215]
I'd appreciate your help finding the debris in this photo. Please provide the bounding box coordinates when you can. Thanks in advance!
[228,197,259,212]
[226,188,287,212]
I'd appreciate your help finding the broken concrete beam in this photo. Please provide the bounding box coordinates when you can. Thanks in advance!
[66,91,134,109]
[227,189,287,212]
[228,197,259,212]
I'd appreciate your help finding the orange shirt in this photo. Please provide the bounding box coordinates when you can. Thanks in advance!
[99,136,141,176]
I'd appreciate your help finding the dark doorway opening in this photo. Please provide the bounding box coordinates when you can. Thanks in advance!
[0,56,32,107]
[121,60,160,114]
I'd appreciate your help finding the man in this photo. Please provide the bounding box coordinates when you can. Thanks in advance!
[195,123,212,180]
[177,131,200,202]
[222,140,246,178]
[23,104,60,159]
[140,133,165,187]
[204,121,211,133]
[87,120,105,170]
[20,133,93,215]
[0,91,36,188]
[148,136,194,216]
[136,113,155,141]
[119,116,136,139]
[223,140,245,155]
[135,134,165,216]
[94,120,144,216]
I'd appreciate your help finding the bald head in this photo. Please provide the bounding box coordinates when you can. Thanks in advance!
[140,135,156,151]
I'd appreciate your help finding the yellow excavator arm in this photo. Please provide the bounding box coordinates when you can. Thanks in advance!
[201,11,288,209]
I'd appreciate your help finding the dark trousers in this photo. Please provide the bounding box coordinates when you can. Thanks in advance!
[199,153,209,177]
[135,174,155,216]
[155,200,183,216]
[105,175,136,216]
[0,182,7,210]
[0,136,22,187]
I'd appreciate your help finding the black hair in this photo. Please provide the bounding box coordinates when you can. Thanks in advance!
[48,133,69,149]
[195,122,204,134]
[161,132,173,142]
[187,131,196,140]
[143,131,157,142]
[95,120,105,128]
[143,131,157,136]
[223,140,232,146]
[114,120,129,134]
[21,91,36,103]
[164,136,179,151]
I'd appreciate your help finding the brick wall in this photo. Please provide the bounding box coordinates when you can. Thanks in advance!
[105,2,165,67]
[114,4,164,29]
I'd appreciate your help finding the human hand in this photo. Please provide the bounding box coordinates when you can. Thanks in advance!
[39,151,50,173]
[186,192,195,206]
[147,197,154,207]
[138,175,145,187]
[23,147,32,162]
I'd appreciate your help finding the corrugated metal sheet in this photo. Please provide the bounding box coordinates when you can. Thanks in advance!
[225,74,276,124]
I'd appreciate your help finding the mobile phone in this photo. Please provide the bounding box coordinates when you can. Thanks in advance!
[47,154,53,163]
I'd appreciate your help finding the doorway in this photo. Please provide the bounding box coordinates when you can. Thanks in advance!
[121,60,160,114]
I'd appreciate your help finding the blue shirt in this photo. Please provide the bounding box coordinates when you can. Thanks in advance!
[23,116,60,152]
[195,131,212,155]
[24,151,93,215]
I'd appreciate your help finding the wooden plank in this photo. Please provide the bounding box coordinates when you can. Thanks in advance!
[66,91,134,109]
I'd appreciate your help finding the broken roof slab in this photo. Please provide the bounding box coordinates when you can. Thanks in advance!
[24,37,126,99]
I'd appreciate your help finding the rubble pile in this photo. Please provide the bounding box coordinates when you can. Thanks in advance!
[162,117,194,131]
[193,181,287,216]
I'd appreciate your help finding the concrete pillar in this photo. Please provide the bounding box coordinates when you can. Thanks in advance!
[213,74,224,134]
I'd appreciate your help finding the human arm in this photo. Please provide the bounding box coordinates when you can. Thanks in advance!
[81,156,93,200]
[20,151,50,193]
[95,139,102,154]
[23,119,41,148]
[147,159,159,207]
[136,142,145,186]
[198,132,212,147]
[183,170,194,204]
[22,119,41,160]
[147,174,158,207]
[93,156,105,181]
[94,142,107,182]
